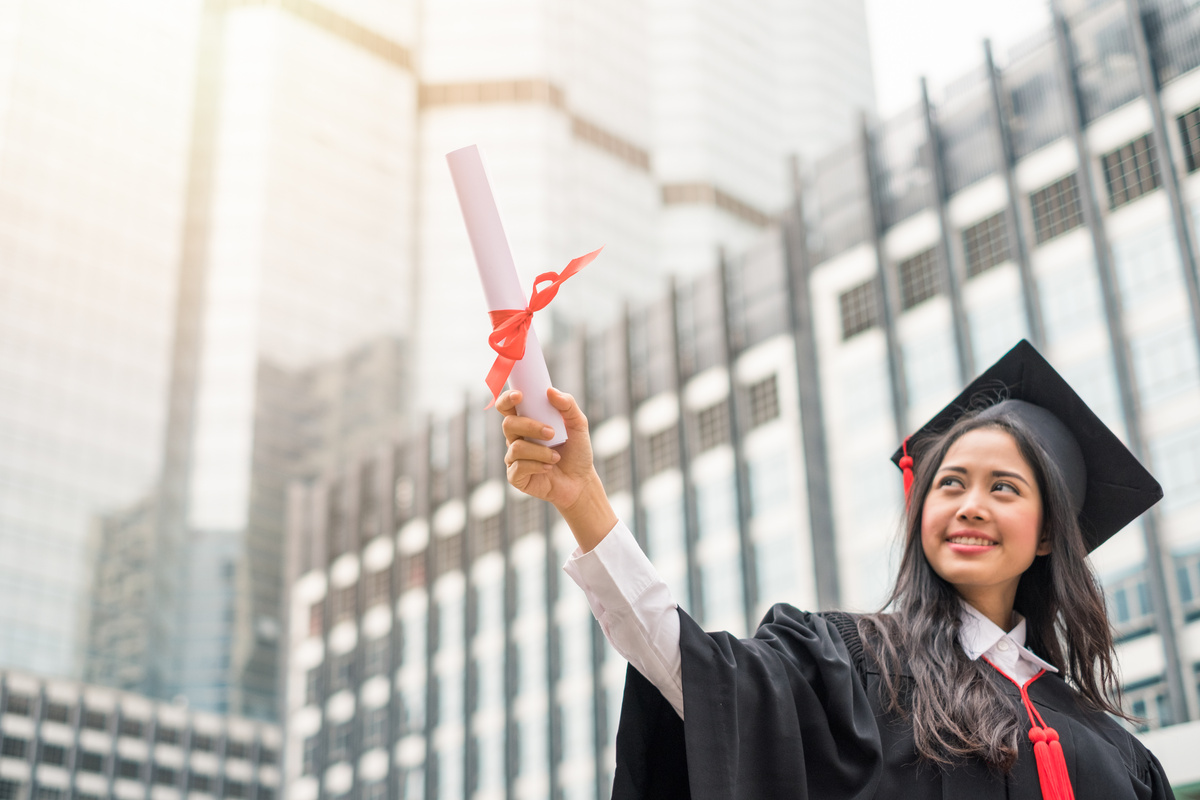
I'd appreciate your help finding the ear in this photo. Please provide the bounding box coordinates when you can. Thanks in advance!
[1036,529,1052,557]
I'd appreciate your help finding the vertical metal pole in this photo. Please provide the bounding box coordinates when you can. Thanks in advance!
[670,278,705,618]
[919,78,976,382]
[781,158,841,610]
[983,39,1047,349]
[1050,2,1191,725]
[860,116,910,438]
[717,254,760,634]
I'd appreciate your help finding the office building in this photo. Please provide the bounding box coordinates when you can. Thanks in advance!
[0,668,280,800]
[285,0,1200,796]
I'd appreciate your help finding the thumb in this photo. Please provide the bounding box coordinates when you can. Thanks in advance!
[547,388,588,433]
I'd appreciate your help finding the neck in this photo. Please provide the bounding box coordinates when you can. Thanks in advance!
[957,588,1017,631]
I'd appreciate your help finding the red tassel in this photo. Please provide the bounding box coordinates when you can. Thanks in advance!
[983,658,1076,800]
[900,438,914,505]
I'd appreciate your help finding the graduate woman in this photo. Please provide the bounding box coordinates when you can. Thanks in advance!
[497,341,1175,800]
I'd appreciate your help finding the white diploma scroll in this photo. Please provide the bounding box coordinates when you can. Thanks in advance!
[446,144,567,447]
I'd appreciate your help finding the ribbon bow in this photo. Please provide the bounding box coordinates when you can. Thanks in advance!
[484,246,604,407]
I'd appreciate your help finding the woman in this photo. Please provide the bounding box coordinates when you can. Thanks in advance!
[498,341,1174,799]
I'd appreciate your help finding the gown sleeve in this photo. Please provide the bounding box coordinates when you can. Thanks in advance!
[612,603,884,800]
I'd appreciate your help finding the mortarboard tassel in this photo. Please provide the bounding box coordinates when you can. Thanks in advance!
[899,438,914,505]
[984,659,1076,800]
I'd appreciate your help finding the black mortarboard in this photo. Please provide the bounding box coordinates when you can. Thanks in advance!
[890,340,1162,552]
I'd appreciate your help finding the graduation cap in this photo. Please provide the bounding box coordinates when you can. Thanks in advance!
[890,340,1162,552]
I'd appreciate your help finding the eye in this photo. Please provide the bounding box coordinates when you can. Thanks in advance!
[937,475,964,489]
[993,481,1020,494]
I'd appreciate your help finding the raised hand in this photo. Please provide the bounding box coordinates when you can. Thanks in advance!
[497,387,617,552]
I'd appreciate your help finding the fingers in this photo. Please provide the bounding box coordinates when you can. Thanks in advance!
[504,439,560,468]
[502,414,556,446]
[495,389,522,416]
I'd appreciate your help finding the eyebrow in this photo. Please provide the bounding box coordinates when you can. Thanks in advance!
[939,465,1032,488]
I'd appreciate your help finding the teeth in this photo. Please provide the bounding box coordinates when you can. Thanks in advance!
[948,536,995,546]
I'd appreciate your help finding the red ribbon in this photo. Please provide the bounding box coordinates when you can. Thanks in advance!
[484,246,604,408]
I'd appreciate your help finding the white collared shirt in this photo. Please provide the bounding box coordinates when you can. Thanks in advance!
[564,520,1058,720]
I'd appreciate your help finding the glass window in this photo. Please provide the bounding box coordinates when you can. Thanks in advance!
[700,553,746,631]
[1130,322,1200,408]
[1030,174,1084,244]
[644,426,681,476]
[362,705,388,750]
[1039,259,1104,346]
[897,248,942,310]
[1150,424,1200,511]
[1179,107,1200,173]
[1102,134,1160,209]
[902,331,958,412]
[968,290,1027,370]
[693,399,731,453]
[839,278,881,340]
[962,213,1011,277]
[364,635,389,676]
[748,450,791,518]
[696,473,738,540]
[746,375,780,428]
[1112,223,1185,309]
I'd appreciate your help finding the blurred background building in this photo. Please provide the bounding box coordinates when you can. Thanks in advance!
[285,0,1200,797]
[0,0,875,729]
[0,668,280,800]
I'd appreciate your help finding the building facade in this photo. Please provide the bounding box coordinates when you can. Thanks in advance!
[286,0,1200,796]
[0,669,280,800]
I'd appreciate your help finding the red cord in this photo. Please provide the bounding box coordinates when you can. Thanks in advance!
[900,438,914,507]
[982,657,1076,800]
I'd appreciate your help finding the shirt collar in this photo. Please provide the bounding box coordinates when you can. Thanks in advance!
[957,600,1059,674]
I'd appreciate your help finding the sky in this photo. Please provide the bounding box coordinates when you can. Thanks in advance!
[865,0,1053,116]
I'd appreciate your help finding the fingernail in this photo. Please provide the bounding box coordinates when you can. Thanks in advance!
[551,451,561,463]
[541,426,554,438]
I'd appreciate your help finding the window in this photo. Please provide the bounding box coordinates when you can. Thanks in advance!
[1102,134,1160,209]
[962,212,1011,277]
[362,705,388,750]
[897,248,940,310]
[331,585,356,623]
[82,709,107,730]
[398,551,426,590]
[328,722,352,763]
[224,780,247,798]
[43,703,69,724]
[1125,679,1172,732]
[5,694,31,716]
[117,758,142,779]
[118,718,144,738]
[191,733,215,752]
[1107,568,1155,637]
[364,568,390,609]
[839,279,880,340]
[362,782,387,800]
[39,744,66,766]
[1178,106,1200,172]
[152,766,176,786]
[475,514,502,556]
[308,602,323,636]
[225,740,249,760]
[155,726,180,745]
[694,399,731,452]
[305,667,323,706]
[746,375,780,428]
[189,772,213,793]
[1030,174,1084,243]
[434,532,464,577]
[364,636,389,676]
[1,736,27,758]
[645,426,680,475]
[0,780,20,800]
[598,450,631,495]
[259,747,277,765]
[34,789,63,800]
[302,735,319,775]
[79,752,104,773]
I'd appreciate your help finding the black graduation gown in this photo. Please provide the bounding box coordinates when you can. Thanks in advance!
[611,604,1175,800]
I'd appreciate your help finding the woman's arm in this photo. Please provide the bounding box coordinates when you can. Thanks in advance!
[498,388,685,716]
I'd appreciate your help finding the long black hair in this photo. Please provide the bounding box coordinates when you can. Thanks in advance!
[858,405,1126,771]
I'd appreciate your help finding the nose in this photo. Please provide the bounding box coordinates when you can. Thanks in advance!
[956,487,989,521]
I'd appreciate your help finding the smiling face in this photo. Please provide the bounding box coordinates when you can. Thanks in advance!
[920,426,1049,622]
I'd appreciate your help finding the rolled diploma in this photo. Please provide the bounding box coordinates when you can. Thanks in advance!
[446,144,566,447]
